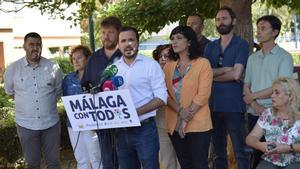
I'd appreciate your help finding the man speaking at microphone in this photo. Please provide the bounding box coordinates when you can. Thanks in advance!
[114,26,167,169]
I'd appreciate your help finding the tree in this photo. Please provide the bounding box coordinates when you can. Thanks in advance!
[2,0,300,48]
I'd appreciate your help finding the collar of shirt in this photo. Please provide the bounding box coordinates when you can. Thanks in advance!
[117,53,143,67]
[217,35,239,53]
[99,47,122,63]
[21,56,45,68]
[257,44,280,58]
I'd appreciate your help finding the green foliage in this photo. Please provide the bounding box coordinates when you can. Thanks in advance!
[0,85,14,108]
[51,57,74,76]
[0,107,22,164]
[292,53,300,65]
[0,104,72,166]
[97,0,218,34]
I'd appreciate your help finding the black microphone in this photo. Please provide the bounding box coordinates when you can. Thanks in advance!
[90,64,118,94]
[81,81,93,93]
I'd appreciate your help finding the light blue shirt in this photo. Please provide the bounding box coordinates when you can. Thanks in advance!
[4,57,62,130]
[114,54,167,121]
[244,45,294,115]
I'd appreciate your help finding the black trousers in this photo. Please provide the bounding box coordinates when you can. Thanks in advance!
[169,130,212,169]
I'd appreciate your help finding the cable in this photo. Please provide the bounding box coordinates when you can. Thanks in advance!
[67,131,81,169]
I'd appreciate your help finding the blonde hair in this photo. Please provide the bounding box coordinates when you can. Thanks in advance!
[272,77,300,125]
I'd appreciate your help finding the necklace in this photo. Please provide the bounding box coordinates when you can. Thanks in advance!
[177,61,191,77]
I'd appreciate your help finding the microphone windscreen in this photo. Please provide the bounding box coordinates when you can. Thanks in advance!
[102,80,115,91]
[103,64,118,77]
[110,76,124,87]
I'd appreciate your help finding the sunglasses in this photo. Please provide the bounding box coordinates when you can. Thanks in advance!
[217,53,224,68]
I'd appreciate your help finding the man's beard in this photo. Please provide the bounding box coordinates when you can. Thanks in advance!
[217,23,234,35]
[123,46,137,59]
[103,40,117,50]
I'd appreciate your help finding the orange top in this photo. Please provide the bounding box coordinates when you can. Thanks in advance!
[164,57,213,134]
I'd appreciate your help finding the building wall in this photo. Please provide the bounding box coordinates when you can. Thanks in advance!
[0,5,81,66]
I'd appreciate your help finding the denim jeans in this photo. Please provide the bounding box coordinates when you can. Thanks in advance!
[212,112,249,169]
[115,118,159,169]
[169,130,212,169]
[97,129,119,169]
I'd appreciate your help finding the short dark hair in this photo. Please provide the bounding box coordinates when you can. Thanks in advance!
[100,16,122,31]
[257,15,281,39]
[69,45,92,65]
[119,26,140,42]
[217,6,236,20]
[169,25,201,60]
[188,14,204,24]
[24,32,42,43]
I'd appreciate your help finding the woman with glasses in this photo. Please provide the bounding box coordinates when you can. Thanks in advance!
[246,77,300,169]
[153,44,179,169]
[164,25,213,169]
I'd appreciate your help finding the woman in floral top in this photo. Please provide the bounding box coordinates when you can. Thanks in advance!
[246,77,300,168]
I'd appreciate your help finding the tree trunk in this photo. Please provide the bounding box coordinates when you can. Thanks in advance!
[219,0,253,52]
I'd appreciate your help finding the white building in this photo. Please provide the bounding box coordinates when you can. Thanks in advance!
[0,5,81,70]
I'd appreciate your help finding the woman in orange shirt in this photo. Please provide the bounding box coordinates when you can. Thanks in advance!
[164,25,213,169]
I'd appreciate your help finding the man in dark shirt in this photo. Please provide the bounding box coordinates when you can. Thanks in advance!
[81,16,122,169]
[186,14,210,56]
[204,6,249,169]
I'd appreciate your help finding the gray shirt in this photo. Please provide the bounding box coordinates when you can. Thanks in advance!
[244,45,294,115]
[4,57,63,130]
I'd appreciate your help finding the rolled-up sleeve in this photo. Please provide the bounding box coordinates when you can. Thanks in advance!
[193,59,213,106]
[149,61,167,104]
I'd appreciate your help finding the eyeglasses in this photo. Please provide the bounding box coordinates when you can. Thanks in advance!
[217,53,224,67]
[160,55,169,60]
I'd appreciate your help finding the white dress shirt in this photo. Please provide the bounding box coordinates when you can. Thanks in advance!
[114,54,167,121]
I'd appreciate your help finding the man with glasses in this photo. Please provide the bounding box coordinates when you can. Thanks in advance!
[204,6,249,169]
[243,15,294,169]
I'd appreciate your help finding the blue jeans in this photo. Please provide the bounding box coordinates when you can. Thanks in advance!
[212,112,249,169]
[97,129,119,169]
[115,118,159,169]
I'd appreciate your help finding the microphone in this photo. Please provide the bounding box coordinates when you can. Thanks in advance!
[90,64,118,94]
[109,76,124,88]
[102,80,116,91]
[81,81,93,93]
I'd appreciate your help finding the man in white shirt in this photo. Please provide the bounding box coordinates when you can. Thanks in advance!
[114,26,167,169]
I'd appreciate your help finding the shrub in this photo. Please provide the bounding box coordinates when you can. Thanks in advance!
[51,57,73,76]
[0,107,22,165]
[0,85,14,108]
[0,103,71,167]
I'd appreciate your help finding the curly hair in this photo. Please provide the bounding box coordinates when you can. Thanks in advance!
[69,45,92,65]
[272,77,300,126]
[152,44,175,61]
